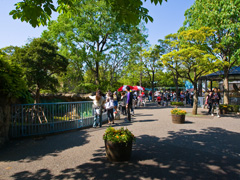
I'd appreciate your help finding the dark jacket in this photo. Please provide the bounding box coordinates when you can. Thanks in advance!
[212,92,221,104]
[207,94,213,104]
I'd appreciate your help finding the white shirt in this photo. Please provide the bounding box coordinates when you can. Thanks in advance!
[89,95,105,107]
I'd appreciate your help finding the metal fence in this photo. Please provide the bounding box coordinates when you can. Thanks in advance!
[10,101,107,138]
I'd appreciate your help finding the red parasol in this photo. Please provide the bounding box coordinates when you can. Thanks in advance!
[132,86,145,91]
[117,85,134,91]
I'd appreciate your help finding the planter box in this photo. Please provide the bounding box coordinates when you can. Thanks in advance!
[172,114,185,124]
[220,109,228,114]
[105,140,132,162]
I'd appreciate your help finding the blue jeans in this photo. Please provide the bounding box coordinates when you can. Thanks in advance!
[149,96,152,102]
[93,108,102,127]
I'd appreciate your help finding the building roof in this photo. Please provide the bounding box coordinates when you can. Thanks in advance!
[200,66,240,81]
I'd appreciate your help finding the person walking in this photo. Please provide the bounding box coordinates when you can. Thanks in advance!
[180,91,185,102]
[185,91,190,104]
[206,91,213,114]
[89,90,105,127]
[211,88,221,118]
[130,90,135,116]
[113,91,118,113]
[190,92,194,106]
[126,86,133,122]
[173,92,176,102]
[105,93,114,125]
[120,92,127,115]
[157,95,161,106]
[149,91,152,102]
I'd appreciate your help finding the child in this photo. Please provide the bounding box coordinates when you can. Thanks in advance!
[105,93,114,124]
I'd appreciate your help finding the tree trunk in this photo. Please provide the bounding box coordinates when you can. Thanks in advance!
[192,85,198,115]
[95,61,99,85]
[35,87,40,104]
[152,72,155,102]
[223,74,229,104]
[110,67,114,87]
[173,73,179,101]
[140,56,142,87]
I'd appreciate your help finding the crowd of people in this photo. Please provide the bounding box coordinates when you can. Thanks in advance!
[137,90,194,107]
[89,86,135,128]
[89,87,222,127]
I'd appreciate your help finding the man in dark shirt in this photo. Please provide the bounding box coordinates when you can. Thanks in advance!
[126,86,132,122]
[211,88,221,118]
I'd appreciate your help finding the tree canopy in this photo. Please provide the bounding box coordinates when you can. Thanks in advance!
[0,49,27,99]
[10,0,167,27]
[42,0,147,92]
[182,0,240,104]
[162,27,217,114]
[14,38,68,103]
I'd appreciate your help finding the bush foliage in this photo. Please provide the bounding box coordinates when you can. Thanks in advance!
[170,101,184,106]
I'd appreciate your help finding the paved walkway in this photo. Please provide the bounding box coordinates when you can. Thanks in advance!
[0,103,240,180]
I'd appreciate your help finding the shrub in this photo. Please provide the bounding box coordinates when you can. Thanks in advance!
[170,101,184,106]
[219,104,240,112]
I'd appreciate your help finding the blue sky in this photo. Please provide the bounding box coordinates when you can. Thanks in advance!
[0,0,195,49]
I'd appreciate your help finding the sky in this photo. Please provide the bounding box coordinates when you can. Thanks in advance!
[0,0,195,49]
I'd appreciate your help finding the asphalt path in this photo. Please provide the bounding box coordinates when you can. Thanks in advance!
[0,103,240,180]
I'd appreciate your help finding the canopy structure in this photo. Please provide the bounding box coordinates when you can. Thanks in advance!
[198,66,240,101]
[200,66,240,81]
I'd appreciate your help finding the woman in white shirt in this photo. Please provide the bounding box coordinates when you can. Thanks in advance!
[105,93,114,124]
[89,90,105,127]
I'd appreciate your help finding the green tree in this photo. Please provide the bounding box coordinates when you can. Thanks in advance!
[111,24,148,89]
[15,38,68,103]
[157,71,184,88]
[162,27,217,115]
[182,0,240,104]
[42,0,145,90]
[142,45,164,101]
[161,34,183,100]
[0,49,27,98]
[10,0,167,27]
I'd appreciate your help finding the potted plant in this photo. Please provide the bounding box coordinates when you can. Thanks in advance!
[103,127,135,162]
[171,108,187,124]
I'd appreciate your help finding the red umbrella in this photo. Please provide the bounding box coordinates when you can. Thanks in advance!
[132,86,145,91]
[117,85,134,92]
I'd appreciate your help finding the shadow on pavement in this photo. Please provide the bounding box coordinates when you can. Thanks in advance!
[0,129,91,163]
[11,127,240,180]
